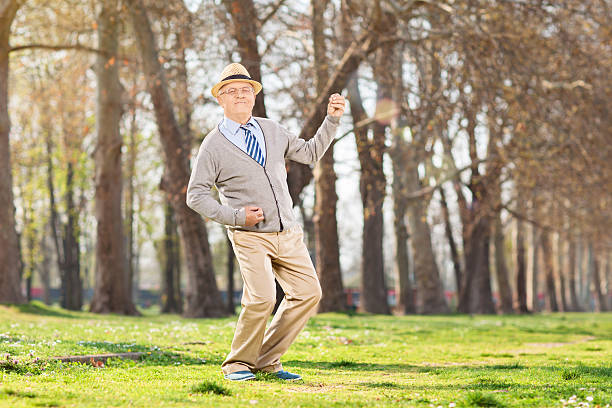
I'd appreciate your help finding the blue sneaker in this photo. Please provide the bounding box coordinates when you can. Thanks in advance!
[274,370,302,381]
[224,370,255,381]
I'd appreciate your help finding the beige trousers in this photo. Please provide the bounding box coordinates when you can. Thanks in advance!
[222,225,322,375]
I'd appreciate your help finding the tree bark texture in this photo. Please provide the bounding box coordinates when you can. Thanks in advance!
[126,0,226,317]
[162,202,182,314]
[590,244,609,312]
[40,232,52,305]
[125,108,138,302]
[515,209,529,313]
[61,162,83,310]
[346,77,389,315]
[226,236,235,314]
[540,231,559,312]
[91,0,138,315]
[311,0,345,313]
[389,129,414,314]
[405,161,449,315]
[531,225,541,312]
[493,215,514,313]
[440,187,462,302]
[313,149,345,312]
[0,0,24,304]
[567,239,581,311]
[457,107,495,314]
[556,233,569,312]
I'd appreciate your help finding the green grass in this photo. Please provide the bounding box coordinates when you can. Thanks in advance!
[0,301,611,407]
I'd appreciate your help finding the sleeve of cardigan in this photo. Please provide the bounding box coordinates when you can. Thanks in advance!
[284,115,340,164]
[186,146,246,227]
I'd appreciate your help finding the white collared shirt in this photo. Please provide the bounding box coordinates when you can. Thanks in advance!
[218,116,267,164]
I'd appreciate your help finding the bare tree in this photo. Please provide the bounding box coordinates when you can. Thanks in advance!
[515,197,529,313]
[312,0,345,313]
[125,0,226,317]
[0,0,24,304]
[90,0,138,315]
[389,127,415,314]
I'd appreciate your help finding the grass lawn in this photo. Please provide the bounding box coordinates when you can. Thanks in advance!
[0,302,610,407]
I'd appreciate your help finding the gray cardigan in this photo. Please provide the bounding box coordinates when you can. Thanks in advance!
[186,115,340,232]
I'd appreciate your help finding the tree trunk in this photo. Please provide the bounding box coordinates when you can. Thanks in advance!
[90,0,138,315]
[126,0,226,317]
[515,208,529,313]
[161,201,182,314]
[226,236,235,314]
[61,162,83,310]
[405,164,449,314]
[25,229,33,302]
[582,239,591,310]
[298,200,316,256]
[493,215,514,313]
[606,253,611,312]
[0,0,24,304]
[590,244,609,312]
[440,187,462,304]
[346,77,389,315]
[459,214,495,314]
[311,0,345,313]
[314,149,345,312]
[389,130,415,314]
[44,119,65,290]
[556,233,569,312]
[457,107,495,314]
[125,107,138,303]
[40,232,52,305]
[567,238,581,311]
[440,134,469,308]
[531,225,541,312]
[540,231,559,312]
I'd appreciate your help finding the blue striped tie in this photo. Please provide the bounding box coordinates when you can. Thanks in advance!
[242,126,265,166]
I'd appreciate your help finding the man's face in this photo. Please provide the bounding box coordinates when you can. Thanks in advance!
[217,82,255,119]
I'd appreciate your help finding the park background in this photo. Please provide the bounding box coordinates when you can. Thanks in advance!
[1,1,611,407]
[1,1,611,316]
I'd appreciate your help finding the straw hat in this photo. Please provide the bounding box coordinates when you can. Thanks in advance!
[211,63,263,97]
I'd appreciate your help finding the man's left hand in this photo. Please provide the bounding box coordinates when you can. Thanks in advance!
[327,93,346,118]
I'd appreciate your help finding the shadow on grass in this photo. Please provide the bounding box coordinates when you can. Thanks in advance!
[285,359,417,372]
[138,351,220,367]
[74,340,224,367]
[14,301,84,319]
[285,359,612,382]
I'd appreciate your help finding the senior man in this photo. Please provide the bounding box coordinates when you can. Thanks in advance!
[186,63,345,381]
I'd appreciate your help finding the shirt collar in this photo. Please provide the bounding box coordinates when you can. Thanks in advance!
[222,116,257,136]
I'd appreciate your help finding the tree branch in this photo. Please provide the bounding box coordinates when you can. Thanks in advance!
[261,0,287,27]
[331,107,401,147]
[405,159,488,200]
[9,43,133,62]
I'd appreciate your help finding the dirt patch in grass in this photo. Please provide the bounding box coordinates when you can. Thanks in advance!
[286,383,348,393]
[509,336,596,354]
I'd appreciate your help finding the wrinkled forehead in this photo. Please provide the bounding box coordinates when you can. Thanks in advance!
[219,81,254,92]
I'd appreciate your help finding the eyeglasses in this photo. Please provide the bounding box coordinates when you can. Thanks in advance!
[218,86,254,96]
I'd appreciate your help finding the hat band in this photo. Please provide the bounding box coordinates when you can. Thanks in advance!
[221,74,253,82]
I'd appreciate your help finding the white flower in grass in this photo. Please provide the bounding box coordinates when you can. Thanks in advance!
[449,403,456,408]
[586,396,593,402]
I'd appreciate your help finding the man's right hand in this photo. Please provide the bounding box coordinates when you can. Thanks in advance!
[244,206,264,226]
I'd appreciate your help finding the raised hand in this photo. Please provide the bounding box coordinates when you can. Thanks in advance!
[327,93,346,118]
